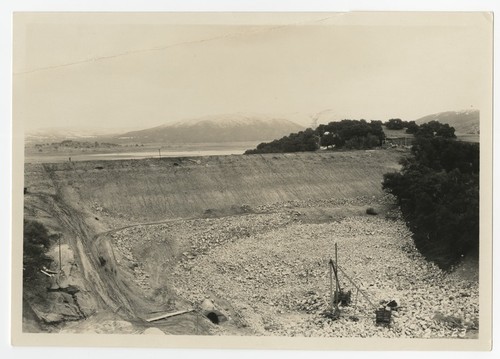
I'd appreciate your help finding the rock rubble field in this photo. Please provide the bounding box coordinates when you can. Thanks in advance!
[109,196,479,338]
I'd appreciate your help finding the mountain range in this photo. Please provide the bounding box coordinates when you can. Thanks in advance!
[115,114,305,144]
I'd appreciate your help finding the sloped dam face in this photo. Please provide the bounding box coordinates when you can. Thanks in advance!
[24,150,476,337]
[29,151,401,222]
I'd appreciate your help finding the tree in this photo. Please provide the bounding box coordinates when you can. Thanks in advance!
[405,121,419,134]
[415,120,456,139]
[324,119,385,149]
[245,128,319,154]
[436,123,456,138]
[382,137,479,269]
[385,118,405,130]
[344,134,380,149]
[320,132,335,148]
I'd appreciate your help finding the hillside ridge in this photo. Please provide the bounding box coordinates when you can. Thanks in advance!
[415,109,479,134]
[117,114,304,144]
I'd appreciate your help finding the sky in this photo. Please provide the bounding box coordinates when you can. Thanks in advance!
[13,12,492,131]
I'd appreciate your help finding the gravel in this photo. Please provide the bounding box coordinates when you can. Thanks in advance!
[109,196,479,338]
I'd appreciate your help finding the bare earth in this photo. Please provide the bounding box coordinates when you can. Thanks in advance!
[22,150,478,337]
[107,197,478,338]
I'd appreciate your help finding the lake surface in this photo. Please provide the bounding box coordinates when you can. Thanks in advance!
[89,149,245,159]
[24,147,251,163]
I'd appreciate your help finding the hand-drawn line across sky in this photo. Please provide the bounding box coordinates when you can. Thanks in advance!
[14,15,339,76]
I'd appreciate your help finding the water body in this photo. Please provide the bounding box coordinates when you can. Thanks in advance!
[24,147,251,163]
[88,149,245,160]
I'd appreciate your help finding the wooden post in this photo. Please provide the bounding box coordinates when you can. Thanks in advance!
[158,148,161,159]
[146,309,194,323]
[334,243,338,304]
[329,260,334,312]
[196,306,199,335]
[335,243,338,268]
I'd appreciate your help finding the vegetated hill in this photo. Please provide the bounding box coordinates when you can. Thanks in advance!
[415,109,479,134]
[115,114,305,144]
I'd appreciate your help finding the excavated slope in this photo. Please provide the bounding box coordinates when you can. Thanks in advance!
[28,150,403,222]
[22,150,404,333]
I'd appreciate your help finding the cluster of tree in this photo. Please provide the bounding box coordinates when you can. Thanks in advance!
[385,118,410,130]
[244,128,319,154]
[23,220,57,283]
[384,118,456,138]
[384,118,420,133]
[245,119,385,154]
[414,120,456,138]
[245,117,457,154]
[382,137,479,269]
[317,120,385,149]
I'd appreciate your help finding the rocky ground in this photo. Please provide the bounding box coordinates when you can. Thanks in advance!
[109,195,479,338]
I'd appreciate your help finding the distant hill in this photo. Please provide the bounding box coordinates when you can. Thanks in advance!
[415,109,479,135]
[25,127,136,144]
[115,114,305,144]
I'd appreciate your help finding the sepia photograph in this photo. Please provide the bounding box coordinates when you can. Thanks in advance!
[9,10,493,352]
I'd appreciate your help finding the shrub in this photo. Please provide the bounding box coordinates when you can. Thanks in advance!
[23,220,56,283]
[366,207,378,215]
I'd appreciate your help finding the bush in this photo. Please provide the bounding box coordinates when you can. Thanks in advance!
[23,220,56,283]
[366,207,378,215]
